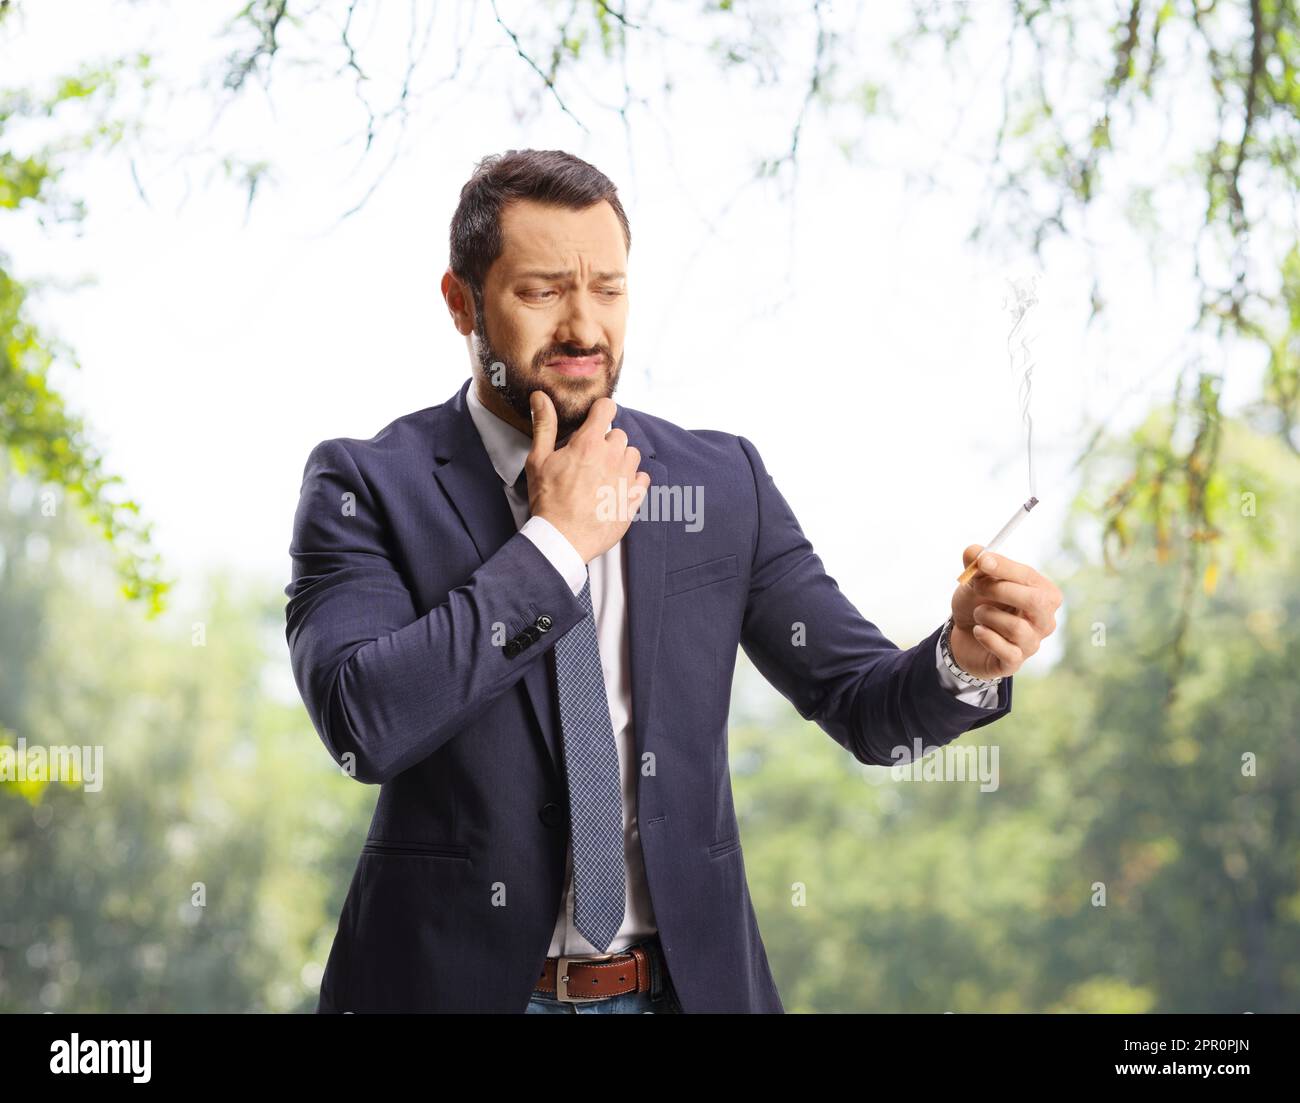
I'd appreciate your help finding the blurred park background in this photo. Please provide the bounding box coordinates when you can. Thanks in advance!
[2,0,1298,1012]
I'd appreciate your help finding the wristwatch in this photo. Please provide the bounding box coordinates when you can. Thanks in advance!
[939,616,1002,688]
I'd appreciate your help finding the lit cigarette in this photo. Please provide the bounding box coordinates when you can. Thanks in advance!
[957,497,1039,584]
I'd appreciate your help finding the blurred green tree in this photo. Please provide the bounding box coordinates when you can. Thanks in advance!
[0,453,373,1011]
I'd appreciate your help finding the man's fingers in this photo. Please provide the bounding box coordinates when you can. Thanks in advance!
[970,577,1054,634]
[971,623,1022,671]
[969,551,1064,623]
[962,544,985,569]
[629,470,651,508]
[973,604,1039,657]
[973,550,1040,587]
[528,390,556,468]
[579,396,617,440]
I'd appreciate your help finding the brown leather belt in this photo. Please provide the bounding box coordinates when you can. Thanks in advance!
[534,942,654,1003]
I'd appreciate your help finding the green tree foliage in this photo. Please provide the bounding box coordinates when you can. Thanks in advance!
[0,40,169,613]
[0,455,372,1011]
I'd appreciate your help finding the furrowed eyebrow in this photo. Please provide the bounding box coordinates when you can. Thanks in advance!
[515,269,626,282]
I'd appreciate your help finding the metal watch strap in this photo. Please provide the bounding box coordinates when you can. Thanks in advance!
[940,616,1002,688]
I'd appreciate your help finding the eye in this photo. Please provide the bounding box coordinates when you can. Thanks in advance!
[522,289,558,302]
[597,287,625,297]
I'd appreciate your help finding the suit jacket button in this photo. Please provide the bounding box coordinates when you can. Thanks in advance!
[535,614,553,632]
[539,802,564,829]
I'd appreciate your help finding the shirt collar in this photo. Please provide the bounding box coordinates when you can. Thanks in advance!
[465,377,532,489]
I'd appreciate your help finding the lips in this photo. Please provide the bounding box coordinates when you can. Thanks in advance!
[546,355,604,376]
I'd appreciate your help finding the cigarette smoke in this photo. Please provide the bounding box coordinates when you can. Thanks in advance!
[1003,275,1039,498]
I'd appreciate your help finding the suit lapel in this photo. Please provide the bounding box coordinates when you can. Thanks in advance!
[618,419,667,778]
[432,379,563,776]
[431,377,669,782]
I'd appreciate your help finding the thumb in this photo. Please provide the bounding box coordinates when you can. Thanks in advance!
[962,544,985,568]
[528,390,556,470]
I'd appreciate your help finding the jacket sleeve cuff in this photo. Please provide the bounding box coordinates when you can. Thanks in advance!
[902,623,1014,746]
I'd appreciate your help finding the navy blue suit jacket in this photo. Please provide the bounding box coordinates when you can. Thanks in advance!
[284,376,1013,1012]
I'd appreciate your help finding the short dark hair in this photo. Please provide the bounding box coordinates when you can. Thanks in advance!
[449,149,631,313]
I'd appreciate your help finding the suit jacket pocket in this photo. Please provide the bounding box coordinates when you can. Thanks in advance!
[361,839,472,861]
[664,553,739,598]
[708,836,742,859]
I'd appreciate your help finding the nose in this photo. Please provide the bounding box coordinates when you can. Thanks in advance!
[553,291,603,353]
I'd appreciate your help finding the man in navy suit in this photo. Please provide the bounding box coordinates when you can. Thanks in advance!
[284,149,1062,1013]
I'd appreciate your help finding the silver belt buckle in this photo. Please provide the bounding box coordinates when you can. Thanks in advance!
[555,951,618,1003]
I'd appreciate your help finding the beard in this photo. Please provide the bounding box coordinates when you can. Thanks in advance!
[473,298,623,441]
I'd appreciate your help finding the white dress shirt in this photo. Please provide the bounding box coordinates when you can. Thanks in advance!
[464,382,999,957]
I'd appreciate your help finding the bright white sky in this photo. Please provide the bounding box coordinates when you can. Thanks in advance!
[2,1,1261,676]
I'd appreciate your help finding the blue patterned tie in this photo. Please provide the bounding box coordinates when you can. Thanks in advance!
[552,571,627,951]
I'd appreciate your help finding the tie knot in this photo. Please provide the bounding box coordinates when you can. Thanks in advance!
[512,467,528,496]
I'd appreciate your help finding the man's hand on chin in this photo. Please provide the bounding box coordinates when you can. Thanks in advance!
[949,544,1062,680]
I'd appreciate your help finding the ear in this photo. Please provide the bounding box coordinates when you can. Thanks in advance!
[441,269,475,337]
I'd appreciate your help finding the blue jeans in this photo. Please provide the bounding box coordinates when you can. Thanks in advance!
[526,938,682,1014]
